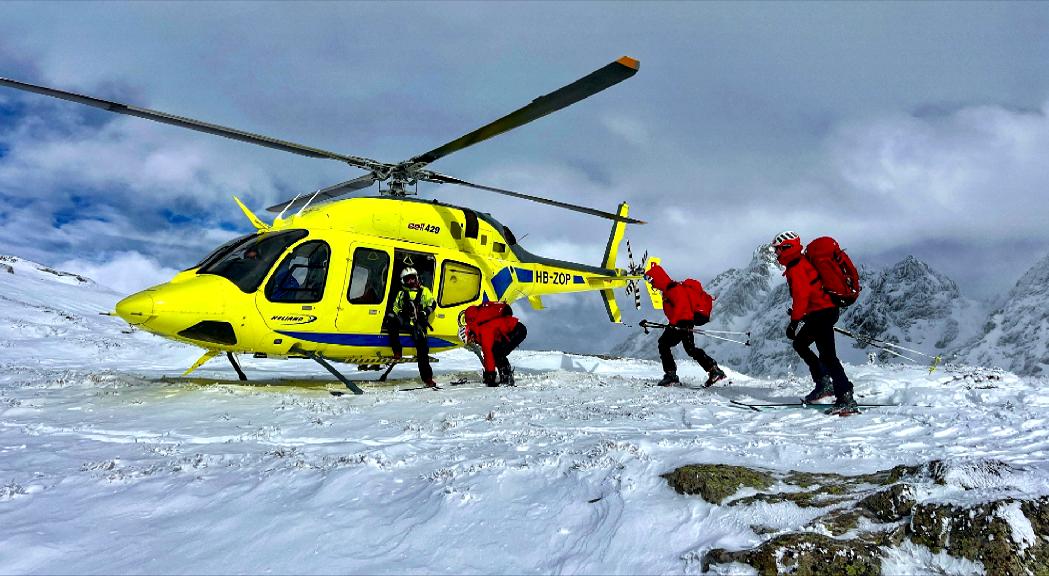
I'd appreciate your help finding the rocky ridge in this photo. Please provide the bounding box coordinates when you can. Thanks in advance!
[663,459,1049,575]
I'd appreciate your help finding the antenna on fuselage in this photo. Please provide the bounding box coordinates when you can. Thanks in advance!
[296,188,325,215]
[275,191,303,220]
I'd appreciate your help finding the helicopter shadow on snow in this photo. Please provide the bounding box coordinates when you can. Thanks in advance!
[151,374,434,394]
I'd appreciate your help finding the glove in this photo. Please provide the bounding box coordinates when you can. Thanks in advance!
[786,320,799,341]
[482,371,497,386]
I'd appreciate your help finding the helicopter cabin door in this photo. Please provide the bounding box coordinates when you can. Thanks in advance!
[336,245,394,339]
[381,249,437,332]
[255,238,340,337]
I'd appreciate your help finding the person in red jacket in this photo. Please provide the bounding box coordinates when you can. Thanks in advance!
[463,301,528,387]
[644,263,726,388]
[772,231,856,414]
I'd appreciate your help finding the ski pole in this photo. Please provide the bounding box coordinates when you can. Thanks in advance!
[833,327,941,371]
[695,331,750,346]
[639,319,750,346]
[692,328,750,336]
[870,345,918,364]
[833,327,934,358]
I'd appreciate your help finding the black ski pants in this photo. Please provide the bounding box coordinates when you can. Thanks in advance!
[658,320,716,374]
[491,323,528,371]
[793,307,853,397]
[387,316,433,382]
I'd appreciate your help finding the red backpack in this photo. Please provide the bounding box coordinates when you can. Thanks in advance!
[680,279,714,323]
[465,301,512,327]
[805,236,861,307]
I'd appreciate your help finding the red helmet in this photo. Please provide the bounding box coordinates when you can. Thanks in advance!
[771,230,803,265]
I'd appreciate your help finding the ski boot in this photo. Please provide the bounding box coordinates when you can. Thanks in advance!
[825,391,859,416]
[498,364,515,387]
[802,375,834,404]
[483,371,499,387]
[657,372,680,387]
[703,365,727,388]
[423,378,440,390]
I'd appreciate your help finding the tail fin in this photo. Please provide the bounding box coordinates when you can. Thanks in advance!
[600,203,630,322]
[644,257,663,310]
[601,202,629,270]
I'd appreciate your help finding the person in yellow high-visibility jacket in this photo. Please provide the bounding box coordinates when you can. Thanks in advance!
[387,267,437,387]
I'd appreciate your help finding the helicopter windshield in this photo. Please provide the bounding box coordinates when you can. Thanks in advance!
[198,229,308,293]
[189,233,257,270]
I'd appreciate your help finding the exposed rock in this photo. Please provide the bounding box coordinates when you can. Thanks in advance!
[1,264,12,274]
[679,460,1049,575]
[857,483,916,522]
[661,464,773,504]
[704,532,882,576]
[926,458,1018,488]
[909,497,1049,576]
[731,487,852,508]
[816,508,863,536]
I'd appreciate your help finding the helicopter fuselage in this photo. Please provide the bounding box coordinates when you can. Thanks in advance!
[114,196,637,365]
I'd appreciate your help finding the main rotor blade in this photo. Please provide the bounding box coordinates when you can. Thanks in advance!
[405,56,639,169]
[421,171,644,224]
[0,76,387,172]
[266,173,378,213]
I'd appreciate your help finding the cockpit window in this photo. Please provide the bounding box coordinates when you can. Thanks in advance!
[265,240,330,303]
[198,229,308,293]
[190,233,257,270]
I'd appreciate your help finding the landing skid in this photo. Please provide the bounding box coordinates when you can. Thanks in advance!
[378,361,397,382]
[306,352,365,395]
[227,352,248,381]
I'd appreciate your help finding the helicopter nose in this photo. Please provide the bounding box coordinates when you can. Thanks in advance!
[115,291,155,325]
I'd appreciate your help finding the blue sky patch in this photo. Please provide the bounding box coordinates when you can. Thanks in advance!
[162,209,194,225]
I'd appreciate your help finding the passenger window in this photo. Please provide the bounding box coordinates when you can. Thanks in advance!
[347,248,390,305]
[265,240,331,303]
[438,260,481,307]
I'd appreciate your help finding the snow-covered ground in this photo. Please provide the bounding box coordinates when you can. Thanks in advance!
[2,256,1049,574]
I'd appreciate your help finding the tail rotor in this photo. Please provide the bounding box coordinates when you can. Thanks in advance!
[624,240,648,310]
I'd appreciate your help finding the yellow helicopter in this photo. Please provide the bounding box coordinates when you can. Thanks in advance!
[0,57,655,393]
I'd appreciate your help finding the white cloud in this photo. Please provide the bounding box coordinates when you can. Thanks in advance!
[56,251,179,294]
[824,100,1049,250]
[602,114,651,146]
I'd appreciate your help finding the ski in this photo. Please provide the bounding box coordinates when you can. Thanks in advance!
[398,384,442,392]
[730,399,896,412]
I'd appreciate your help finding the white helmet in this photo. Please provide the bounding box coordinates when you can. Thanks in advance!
[400,267,419,283]
[772,230,800,247]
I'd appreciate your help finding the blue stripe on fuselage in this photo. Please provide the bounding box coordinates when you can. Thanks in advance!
[491,267,513,300]
[277,331,457,348]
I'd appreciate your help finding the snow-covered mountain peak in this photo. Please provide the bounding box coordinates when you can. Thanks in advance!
[841,255,985,354]
[706,243,780,320]
[961,250,1049,375]
[0,254,98,287]
[1006,250,1049,300]
[882,255,959,295]
[0,253,193,369]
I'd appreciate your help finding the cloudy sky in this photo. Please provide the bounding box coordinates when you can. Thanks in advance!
[2,2,1048,352]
